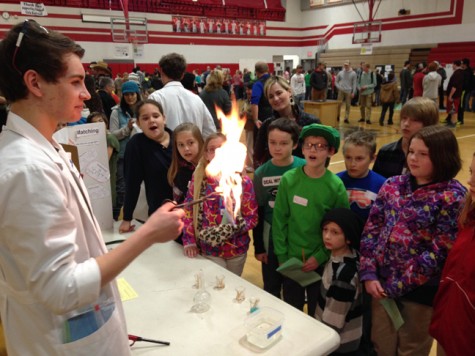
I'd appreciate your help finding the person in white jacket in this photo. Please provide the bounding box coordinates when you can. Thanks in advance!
[0,20,184,355]
[423,62,442,103]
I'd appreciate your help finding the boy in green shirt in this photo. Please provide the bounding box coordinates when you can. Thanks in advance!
[253,118,306,299]
[272,123,349,316]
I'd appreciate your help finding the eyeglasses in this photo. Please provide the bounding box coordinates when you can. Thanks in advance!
[12,19,49,75]
[303,142,328,152]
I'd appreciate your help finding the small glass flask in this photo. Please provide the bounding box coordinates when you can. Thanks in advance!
[192,270,211,313]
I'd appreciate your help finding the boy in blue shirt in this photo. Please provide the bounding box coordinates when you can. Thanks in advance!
[337,130,385,355]
[253,118,306,298]
[337,130,386,222]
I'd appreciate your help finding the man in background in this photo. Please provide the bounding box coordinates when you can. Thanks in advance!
[336,60,357,124]
[149,53,216,136]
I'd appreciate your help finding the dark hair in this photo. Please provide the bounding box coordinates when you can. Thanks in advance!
[84,74,103,113]
[159,53,187,81]
[86,111,109,127]
[453,60,462,66]
[268,118,300,144]
[400,97,439,126]
[0,20,85,102]
[404,60,411,66]
[120,91,142,117]
[181,71,196,91]
[135,99,164,119]
[408,125,461,183]
[387,72,395,81]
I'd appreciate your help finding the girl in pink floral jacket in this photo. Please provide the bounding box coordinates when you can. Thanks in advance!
[182,133,258,276]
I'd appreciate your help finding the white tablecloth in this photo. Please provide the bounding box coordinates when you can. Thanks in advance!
[103,222,340,356]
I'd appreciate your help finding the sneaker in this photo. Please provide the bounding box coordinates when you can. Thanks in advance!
[366,120,372,124]
[388,120,394,125]
[456,121,463,126]
[379,120,384,126]
[344,119,350,124]
[446,122,456,128]
[358,118,365,123]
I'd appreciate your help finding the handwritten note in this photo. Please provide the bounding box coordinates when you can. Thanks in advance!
[86,161,110,183]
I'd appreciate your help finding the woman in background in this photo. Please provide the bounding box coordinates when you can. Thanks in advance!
[253,75,320,168]
[199,70,231,131]
[110,81,142,220]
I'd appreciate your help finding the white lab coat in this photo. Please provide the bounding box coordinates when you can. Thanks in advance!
[0,114,131,355]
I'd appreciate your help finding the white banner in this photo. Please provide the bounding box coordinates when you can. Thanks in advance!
[20,2,48,17]
[360,43,373,55]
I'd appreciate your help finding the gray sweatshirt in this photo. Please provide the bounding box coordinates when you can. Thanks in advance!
[336,69,357,94]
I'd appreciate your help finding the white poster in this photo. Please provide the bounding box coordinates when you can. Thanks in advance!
[54,123,113,230]
[20,2,48,16]
[114,44,132,59]
[360,43,373,55]
[133,44,144,59]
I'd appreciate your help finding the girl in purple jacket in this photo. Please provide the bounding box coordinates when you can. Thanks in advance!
[360,125,466,355]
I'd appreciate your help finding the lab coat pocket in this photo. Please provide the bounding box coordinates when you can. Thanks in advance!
[56,307,130,356]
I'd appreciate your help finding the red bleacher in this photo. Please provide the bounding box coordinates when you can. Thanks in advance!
[428,42,475,66]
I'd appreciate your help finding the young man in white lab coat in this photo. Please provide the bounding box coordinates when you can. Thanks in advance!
[0,20,184,355]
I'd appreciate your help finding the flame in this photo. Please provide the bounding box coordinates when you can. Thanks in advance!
[206,99,247,224]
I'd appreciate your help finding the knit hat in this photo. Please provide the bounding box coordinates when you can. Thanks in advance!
[321,208,365,250]
[128,72,141,84]
[300,123,341,153]
[121,81,140,95]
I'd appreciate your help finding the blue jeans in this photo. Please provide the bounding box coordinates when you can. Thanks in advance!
[294,93,305,111]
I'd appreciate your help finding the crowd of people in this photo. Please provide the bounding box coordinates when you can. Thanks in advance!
[0,20,474,356]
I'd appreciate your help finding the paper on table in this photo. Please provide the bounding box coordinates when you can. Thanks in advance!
[117,278,139,301]
[379,298,404,331]
[276,257,321,287]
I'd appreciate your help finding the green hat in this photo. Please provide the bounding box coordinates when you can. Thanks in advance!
[299,123,341,153]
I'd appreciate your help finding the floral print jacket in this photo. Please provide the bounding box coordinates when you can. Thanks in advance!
[360,174,466,298]
[182,174,258,259]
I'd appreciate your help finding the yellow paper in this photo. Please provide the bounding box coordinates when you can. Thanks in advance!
[117,278,139,301]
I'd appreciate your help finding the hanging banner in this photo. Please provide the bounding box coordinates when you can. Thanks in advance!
[172,16,266,36]
[20,2,48,16]
[360,43,373,55]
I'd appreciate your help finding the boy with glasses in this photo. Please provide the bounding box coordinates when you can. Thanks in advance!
[272,123,349,316]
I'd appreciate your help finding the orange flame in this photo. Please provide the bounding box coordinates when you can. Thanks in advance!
[206,99,247,223]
